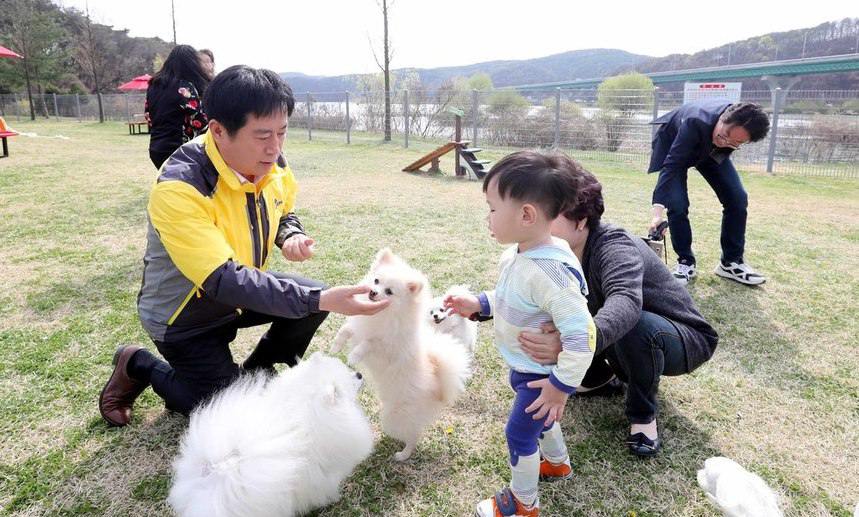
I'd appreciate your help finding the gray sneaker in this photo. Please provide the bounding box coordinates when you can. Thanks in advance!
[715,261,766,286]
[673,263,697,285]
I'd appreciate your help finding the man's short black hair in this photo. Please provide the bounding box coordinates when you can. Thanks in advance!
[721,102,770,142]
[482,150,580,220]
[204,65,295,135]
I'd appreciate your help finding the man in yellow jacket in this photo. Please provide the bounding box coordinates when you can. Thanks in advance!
[99,66,388,426]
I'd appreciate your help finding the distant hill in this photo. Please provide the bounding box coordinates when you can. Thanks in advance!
[618,17,859,90]
[280,18,859,93]
[281,49,651,93]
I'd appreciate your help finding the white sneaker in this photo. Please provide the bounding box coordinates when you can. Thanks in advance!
[714,261,766,286]
[672,263,696,285]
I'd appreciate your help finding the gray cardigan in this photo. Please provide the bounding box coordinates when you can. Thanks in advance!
[583,223,718,371]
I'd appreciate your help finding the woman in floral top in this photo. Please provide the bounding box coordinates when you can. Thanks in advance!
[145,44,211,169]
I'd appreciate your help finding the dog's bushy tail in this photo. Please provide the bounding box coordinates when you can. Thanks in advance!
[426,333,472,405]
[168,372,301,517]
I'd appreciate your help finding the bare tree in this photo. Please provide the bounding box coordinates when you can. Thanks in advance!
[74,7,112,122]
[370,0,393,141]
[171,0,177,44]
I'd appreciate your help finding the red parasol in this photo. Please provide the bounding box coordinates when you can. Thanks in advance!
[0,45,24,59]
[118,74,152,91]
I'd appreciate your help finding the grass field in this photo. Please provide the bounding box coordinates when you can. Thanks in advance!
[0,120,857,516]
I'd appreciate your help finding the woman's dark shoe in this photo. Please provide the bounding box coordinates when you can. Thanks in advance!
[626,432,661,457]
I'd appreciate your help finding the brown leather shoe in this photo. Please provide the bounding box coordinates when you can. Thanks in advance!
[99,345,148,427]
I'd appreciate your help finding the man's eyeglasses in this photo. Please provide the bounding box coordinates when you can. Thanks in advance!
[714,132,745,150]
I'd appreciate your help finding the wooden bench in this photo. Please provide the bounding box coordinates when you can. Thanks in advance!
[0,116,18,158]
[128,114,150,135]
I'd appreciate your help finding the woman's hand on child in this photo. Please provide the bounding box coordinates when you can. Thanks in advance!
[524,378,569,426]
[518,322,562,365]
[443,293,481,318]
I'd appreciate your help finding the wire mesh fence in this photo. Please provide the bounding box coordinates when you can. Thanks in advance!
[2,88,857,178]
[0,93,148,122]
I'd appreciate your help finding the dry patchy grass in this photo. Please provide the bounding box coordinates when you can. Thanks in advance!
[0,120,857,516]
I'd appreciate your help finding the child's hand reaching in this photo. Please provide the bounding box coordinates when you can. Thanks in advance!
[443,293,481,318]
[524,378,570,426]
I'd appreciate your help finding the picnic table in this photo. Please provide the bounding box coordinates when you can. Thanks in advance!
[128,114,150,135]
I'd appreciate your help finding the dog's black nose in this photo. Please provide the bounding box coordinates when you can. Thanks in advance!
[355,372,362,380]
[369,290,378,300]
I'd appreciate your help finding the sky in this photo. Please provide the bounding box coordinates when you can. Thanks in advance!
[56,0,857,77]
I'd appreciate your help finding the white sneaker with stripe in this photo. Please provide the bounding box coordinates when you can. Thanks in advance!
[672,263,696,285]
[714,261,766,286]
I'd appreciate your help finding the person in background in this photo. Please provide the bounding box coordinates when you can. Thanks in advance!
[145,44,210,169]
[199,48,215,80]
[647,100,770,286]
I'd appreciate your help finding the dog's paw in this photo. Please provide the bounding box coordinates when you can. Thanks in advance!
[331,328,351,353]
[393,442,416,462]
[393,450,412,462]
[346,347,364,366]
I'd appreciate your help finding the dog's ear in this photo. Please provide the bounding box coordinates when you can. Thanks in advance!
[323,383,340,406]
[406,280,424,294]
[372,248,395,269]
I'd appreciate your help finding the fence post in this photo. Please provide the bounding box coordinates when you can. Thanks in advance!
[306,92,312,141]
[472,89,479,146]
[345,91,351,144]
[75,94,82,122]
[765,87,784,174]
[763,76,801,174]
[554,88,561,148]
[403,89,409,148]
[53,93,59,121]
[651,87,660,138]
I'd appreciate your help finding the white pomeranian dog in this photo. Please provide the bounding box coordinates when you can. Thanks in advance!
[697,456,783,517]
[428,284,479,355]
[332,248,472,461]
[168,353,374,517]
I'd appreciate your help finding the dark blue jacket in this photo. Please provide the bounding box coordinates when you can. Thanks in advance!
[648,100,734,205]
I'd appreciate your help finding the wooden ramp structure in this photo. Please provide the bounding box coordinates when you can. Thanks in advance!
[402,141,462,173]
[402,113,491,179]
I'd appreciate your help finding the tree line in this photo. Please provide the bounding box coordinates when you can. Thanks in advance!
[0,0,173,120]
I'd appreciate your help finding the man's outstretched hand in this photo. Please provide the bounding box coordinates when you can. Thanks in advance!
[319,285,390,315]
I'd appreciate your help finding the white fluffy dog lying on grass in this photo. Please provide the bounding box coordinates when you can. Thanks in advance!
[697,456,782,517]
[168,353,374,517]
[332,248,472,461]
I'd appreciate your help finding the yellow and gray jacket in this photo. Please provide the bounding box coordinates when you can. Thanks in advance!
[137,131,321,342]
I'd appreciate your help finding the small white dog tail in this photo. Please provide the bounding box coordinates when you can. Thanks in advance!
[426,336,472,405]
